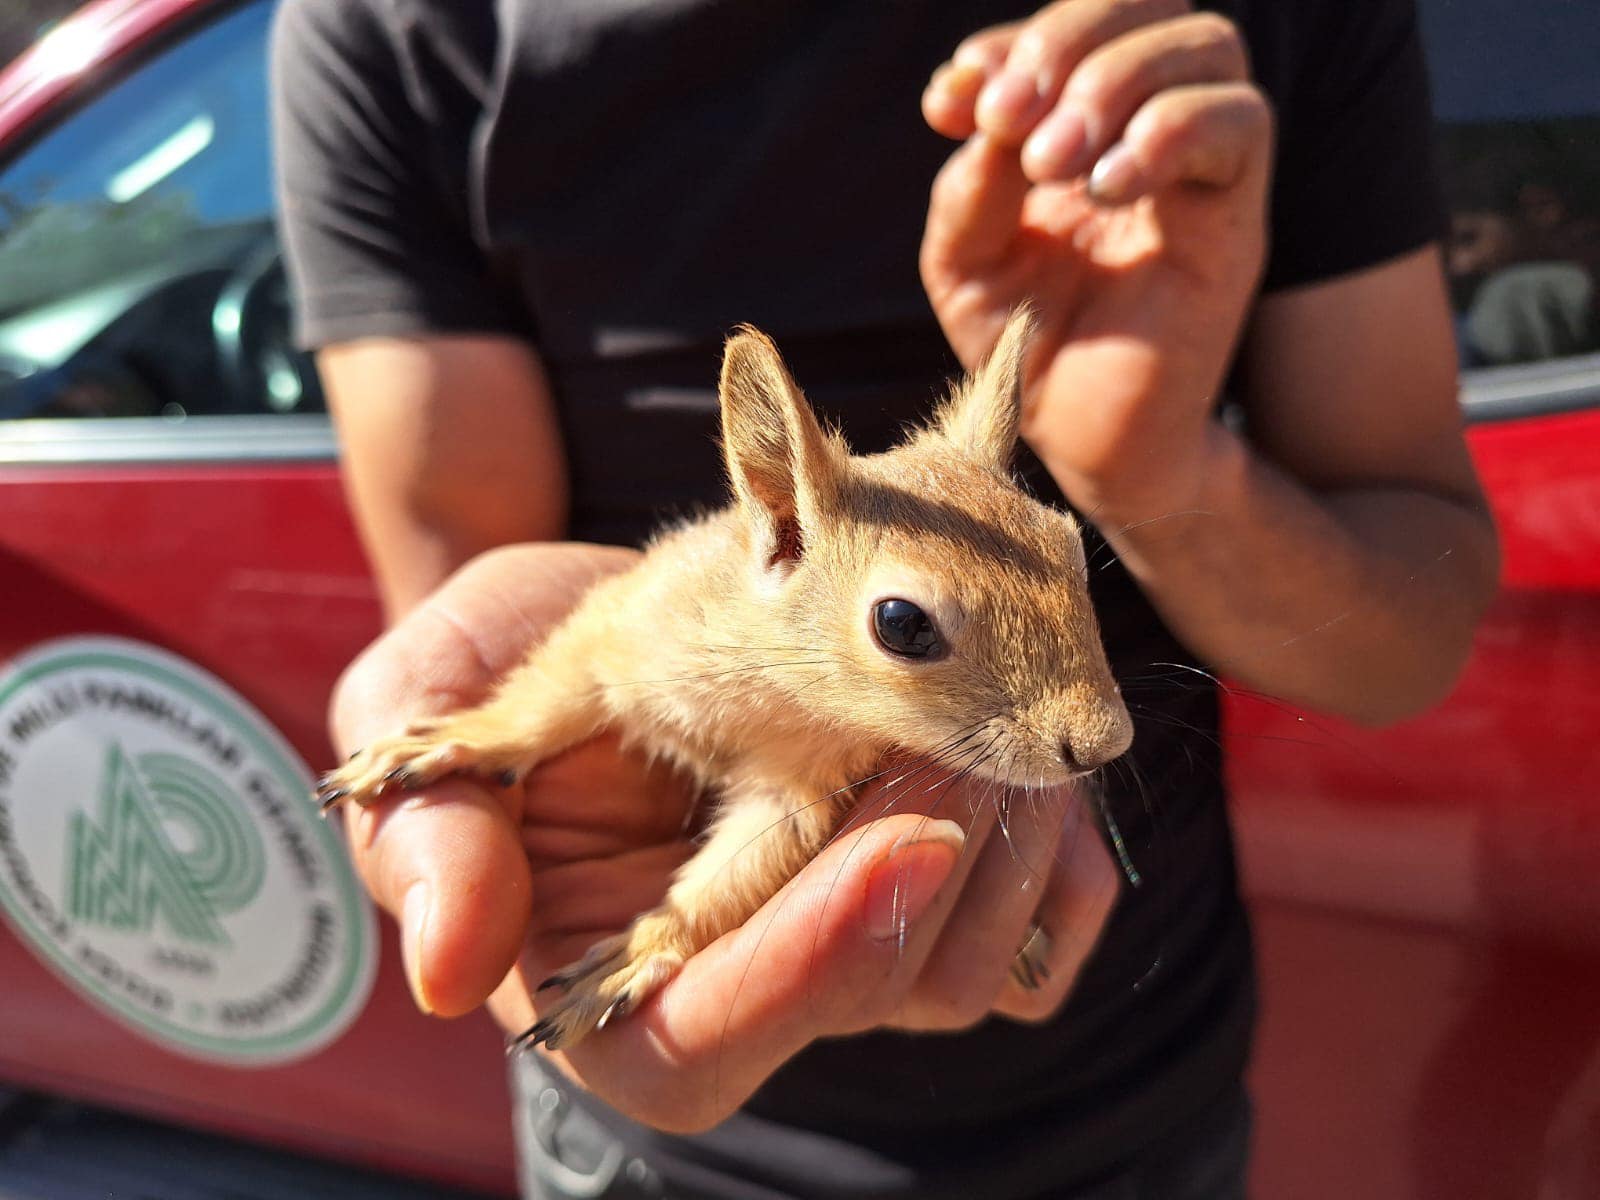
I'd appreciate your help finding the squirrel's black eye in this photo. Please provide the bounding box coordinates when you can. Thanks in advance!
[871,599,943,660]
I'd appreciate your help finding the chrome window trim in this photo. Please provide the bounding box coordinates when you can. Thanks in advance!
[0,413,336,465]
[0,350,1596,468]
[1460,353,1600,424]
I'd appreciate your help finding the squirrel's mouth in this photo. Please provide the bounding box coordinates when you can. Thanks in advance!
[939,738,1089,792]
[883,720,1122,795]
[975,761,1088,791]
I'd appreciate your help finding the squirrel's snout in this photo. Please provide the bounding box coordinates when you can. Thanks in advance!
[1056,699,1135,774]
[1059,726,1130,773]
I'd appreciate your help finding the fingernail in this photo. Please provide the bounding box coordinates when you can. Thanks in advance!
[976,69,1044,136]
[865,821,965,941]
[1088,142,1141,205]
[1021,104,1088,180]
[402,882,434,1014]
[932,60,984,97]
[924,62,985,130]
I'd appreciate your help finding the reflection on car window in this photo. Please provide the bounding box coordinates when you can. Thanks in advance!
[0,0,322,420]
[1420,0,1600,369]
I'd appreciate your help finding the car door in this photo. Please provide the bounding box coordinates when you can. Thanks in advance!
[4,1,1595,1198]
[1235,3,1600,1197]
[0,1,516,1192]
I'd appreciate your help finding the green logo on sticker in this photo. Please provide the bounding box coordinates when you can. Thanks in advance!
[67,745,266,945]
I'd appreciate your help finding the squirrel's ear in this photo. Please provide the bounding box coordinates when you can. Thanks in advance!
[935,306,1034,470]
[720,326,841,567]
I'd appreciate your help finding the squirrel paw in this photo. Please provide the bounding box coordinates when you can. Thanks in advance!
[314,721,525,811]
[509,918,687,1053]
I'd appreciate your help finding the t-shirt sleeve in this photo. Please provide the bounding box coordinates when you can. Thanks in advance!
[270,0,519,349]
[1262,0,1447,291]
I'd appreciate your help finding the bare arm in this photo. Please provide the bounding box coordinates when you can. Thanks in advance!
[318,335,570,619]
[1105,247,1500,724]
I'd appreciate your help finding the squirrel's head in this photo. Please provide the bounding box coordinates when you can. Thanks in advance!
[718,309,1133,786]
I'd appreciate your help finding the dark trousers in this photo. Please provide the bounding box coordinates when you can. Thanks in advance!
[511,1052,1251,1200]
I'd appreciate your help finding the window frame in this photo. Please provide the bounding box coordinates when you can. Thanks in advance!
[0,0,301,458]
[1461,351,1600,425]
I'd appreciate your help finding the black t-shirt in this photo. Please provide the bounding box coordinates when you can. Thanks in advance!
[272,3,1442,1195]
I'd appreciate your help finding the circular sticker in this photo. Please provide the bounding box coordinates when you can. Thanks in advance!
[0,637,376,1065]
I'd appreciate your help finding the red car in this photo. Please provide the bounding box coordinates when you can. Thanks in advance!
[0,1,1596,1196]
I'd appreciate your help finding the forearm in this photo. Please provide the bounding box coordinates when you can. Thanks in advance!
[344,467,563,622]
[319,335,571,621]
[1092,423,1500,725]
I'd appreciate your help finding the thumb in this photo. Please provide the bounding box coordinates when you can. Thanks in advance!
[344,778,532,1017]
[553,812,971,1133]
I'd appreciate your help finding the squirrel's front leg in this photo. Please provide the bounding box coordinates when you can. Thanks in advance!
[515,782,846,1051]
[315,633,607,810]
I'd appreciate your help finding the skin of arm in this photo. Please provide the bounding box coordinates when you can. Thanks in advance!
[1105,247,1501,726]
[318,334,571,620]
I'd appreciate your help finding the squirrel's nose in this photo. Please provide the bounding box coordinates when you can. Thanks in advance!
[1060,723,1132,772]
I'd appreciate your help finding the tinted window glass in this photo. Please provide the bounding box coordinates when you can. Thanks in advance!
[1421,0,1600,368]
[0,0,322,419]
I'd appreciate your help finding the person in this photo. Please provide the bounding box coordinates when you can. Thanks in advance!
[272,1,1500,1196]
[1441,146,1599,365]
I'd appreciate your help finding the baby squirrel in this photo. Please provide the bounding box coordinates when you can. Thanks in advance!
[318,309,1133,1050]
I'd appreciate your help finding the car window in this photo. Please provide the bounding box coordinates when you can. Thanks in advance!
[1420,0,1600,370]
[0,0,322,422]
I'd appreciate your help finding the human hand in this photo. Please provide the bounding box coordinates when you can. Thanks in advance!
[329,542,1120,1131]
[920,0,1273,531]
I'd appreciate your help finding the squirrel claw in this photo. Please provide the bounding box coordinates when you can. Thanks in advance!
[596,994,633,1030]
[314,781,350,814]
[1010,923,1052,991]
[382,765,416,789]
[506,1018,559,1056]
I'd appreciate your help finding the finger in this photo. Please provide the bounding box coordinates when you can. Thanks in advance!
[923,61,990,141]
[975,0,1190,144]
[522,841,694,968]
[923,23,1020,140]
[893,785,1074,1031]
[922,132,1032,278]
[519,736,700,865]
[534,806,981,1133]
[1021,12,1250,182]
[345,779,532,1018]
[954,22,1022,73]
[1082,81,1273,206]
[990,799,1121,1022]
[330,599,533,1020]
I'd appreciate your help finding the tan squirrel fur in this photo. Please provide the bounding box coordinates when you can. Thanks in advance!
[317,310,1133,1050]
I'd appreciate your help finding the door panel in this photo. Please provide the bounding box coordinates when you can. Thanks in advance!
[0,455,519,1194]
[0,0,516,1190]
